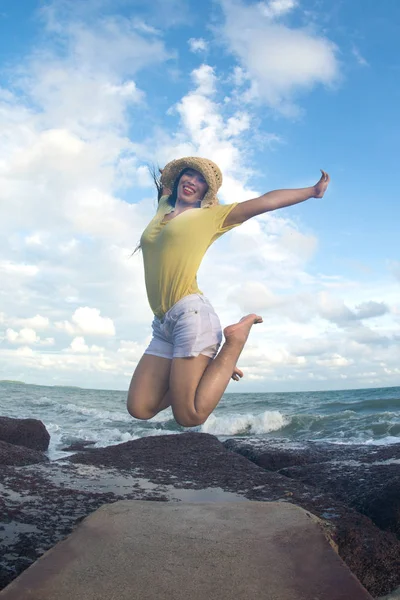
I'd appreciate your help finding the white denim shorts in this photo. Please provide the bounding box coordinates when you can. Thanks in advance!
[144,294,223,360]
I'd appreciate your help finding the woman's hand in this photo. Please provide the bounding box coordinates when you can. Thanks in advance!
[313,170,330,198]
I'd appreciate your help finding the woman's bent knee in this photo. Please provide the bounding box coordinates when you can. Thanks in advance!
[172,407,208,428]
[127,397,156,420]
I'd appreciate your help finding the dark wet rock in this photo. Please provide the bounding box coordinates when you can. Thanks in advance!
[61,441,97,452]
[223,438,400,471]
[0,417,50,451]
[223,438,400,540]
[0,440,49,466]
[280,462,400,539]
[1,433,399,598]
[223,438,327,470]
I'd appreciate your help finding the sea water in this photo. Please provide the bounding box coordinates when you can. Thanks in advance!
[1,382,399,460]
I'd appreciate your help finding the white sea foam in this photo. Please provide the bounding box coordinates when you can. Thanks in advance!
[150,408,174,423]
[62,403,131,422]
[201,410,289,436]
[31,396,53,406]
[363,436,400,446]
[44,422,66,460]
[82,428,140,446]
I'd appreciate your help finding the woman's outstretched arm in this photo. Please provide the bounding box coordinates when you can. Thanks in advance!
[223,170,330,227]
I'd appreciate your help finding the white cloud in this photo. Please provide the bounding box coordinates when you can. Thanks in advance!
[188,38,208,53]
[56,307,116,337]
[260,0,298,19]
[231,66,247,87]
[219,0,340,115]
[318,293,389,324]
[166,63,258,201]
[13,315,50,330]
[0,261,39,277]
[191,64,217,96]
[352,46,369,67]
[229,282,280,313]
[68,336,104,353]
[40,10,171,77]
[316,354,353,368]
[391,261,400,282]
[224,113,250,137]
[118,340,147,362]
[25,233,45,246]
[4,326,55,347]
[69,337,89,353]
[40,338,56,346]
[132,19,162,37]
[6,328,39,345]
[15,346,35,357]
[355,301,388,319]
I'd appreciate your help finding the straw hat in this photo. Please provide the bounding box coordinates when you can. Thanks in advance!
[161,157,223,208]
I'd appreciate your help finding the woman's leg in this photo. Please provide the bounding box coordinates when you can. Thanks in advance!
[127,354,172,419]
[169,313,262,427]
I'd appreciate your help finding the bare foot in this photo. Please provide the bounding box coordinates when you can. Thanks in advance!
[231,366,243,382]
[224,314,263,345]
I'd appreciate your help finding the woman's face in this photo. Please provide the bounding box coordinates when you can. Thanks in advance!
[177,168,208,204]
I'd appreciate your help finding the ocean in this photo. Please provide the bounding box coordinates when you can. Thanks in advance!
[1,381,399,460]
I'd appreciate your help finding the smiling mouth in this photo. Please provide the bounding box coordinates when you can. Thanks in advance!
[182,185,195,194]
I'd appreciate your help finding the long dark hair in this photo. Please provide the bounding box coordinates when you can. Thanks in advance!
[150,165,163,202]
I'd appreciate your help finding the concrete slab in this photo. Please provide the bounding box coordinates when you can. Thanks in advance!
[1,501,373,600]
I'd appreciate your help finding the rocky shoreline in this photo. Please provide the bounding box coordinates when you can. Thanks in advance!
[0,416,399,598]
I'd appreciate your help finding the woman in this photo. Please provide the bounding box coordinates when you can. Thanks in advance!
[127,157,330,427]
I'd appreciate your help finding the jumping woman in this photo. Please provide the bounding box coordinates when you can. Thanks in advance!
[127,157,330,427]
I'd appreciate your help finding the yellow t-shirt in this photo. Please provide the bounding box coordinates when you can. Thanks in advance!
[140,196,239,318]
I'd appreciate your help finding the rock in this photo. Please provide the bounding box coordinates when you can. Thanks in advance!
[224,439,325,470]
[223,438,400,539]
[0,440,49,466]
[280,462,400,539]
[0,433,399,598]
[223,438,400,471]
[0,417,50,451]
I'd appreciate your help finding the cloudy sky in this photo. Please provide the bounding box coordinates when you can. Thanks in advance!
[1,0,399,392]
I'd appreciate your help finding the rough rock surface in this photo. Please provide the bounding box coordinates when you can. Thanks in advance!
[1,432,399,598]
[223,438,400,539]
[0,417,50,451]
[223,438,400,469]
[0,440,49,466]
[278,463,400,538]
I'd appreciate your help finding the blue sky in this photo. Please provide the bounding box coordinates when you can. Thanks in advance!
[0,0,399,392]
